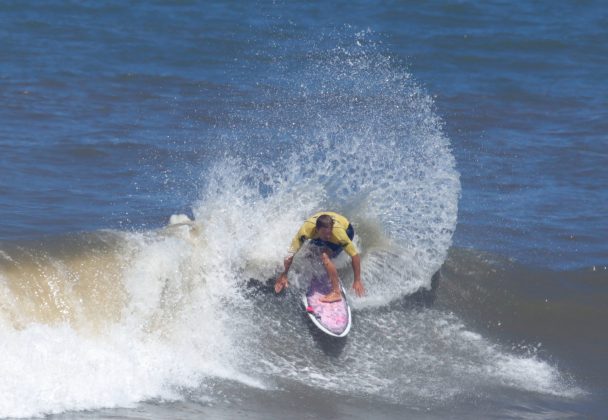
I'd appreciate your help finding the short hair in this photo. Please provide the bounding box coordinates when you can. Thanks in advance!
[316,214,334,229]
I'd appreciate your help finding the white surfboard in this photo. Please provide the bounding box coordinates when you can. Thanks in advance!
[302,274,351,338]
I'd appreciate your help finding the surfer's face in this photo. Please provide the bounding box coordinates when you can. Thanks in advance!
[318,226,332,241]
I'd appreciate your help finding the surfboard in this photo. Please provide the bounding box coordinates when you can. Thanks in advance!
[302,275,351,337]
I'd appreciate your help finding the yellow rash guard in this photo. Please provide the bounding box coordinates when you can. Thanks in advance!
[288,211,358,257]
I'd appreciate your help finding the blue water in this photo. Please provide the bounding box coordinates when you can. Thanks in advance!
[2,1,606,269]
[1,1,607,418]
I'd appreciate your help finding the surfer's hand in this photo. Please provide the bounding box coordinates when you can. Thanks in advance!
[352,279,365,297]
[275,273,288,293]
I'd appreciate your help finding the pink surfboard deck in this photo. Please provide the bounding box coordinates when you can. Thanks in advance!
[302,275,352,337]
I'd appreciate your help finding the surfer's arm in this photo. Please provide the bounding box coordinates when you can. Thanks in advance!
[276,222,314,294]
[282,254,294,277]
[275,254,293,293]
[351,254,364,297]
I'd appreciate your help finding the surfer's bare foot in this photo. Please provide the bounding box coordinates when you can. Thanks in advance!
[320,291,342,303]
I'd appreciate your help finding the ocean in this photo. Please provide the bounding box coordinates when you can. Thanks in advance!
[1,1,606,418]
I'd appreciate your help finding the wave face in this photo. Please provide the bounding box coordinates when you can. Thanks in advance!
[1,32,582,418]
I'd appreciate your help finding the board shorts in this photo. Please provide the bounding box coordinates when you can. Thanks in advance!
[310,224,355,258]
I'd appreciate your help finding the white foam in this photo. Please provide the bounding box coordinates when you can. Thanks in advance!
[168,214,193,226]
[491,353,584,398]
[0,321,266,418]
[0,225,269,418]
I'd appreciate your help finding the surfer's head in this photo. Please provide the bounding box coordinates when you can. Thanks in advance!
[316,214,334,241]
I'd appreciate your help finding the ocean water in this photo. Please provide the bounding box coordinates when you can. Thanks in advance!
[0,1,606,418]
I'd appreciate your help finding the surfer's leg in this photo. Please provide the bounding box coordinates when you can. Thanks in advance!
[319,249,342,303]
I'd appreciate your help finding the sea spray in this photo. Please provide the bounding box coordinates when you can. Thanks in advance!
[195,30,460,306]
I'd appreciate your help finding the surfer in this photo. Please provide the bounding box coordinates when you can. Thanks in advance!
[274,212,364,302]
